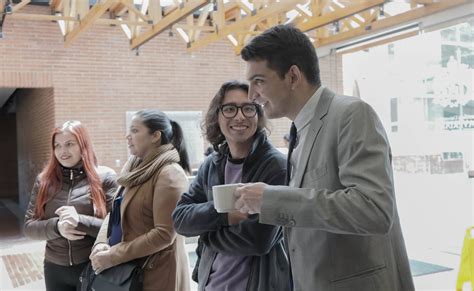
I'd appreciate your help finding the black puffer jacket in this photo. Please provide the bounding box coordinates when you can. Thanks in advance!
[24,165,117,266]
[173,131,290,291]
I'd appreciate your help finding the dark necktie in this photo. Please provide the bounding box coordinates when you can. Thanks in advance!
[286,122,297,185]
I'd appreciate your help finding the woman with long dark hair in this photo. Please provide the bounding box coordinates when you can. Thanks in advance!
[90,110,191,291]
[24,120,118,291]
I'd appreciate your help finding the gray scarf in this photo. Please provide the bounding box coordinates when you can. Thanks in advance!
[117,144,180,188]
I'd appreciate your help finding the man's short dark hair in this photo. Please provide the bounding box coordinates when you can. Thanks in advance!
[241,24,321,87]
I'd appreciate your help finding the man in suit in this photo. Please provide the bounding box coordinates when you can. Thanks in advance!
[234,24,415,291]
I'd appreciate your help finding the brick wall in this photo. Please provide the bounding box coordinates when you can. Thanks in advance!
[0,5,342,209]
[0,114,18,200]
[320,52,344,94]
[15,88,55,210]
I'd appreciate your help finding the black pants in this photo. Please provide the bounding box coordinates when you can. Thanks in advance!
[44,260,88,291]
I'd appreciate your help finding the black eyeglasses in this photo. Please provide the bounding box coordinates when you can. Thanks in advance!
[219,103,259,119]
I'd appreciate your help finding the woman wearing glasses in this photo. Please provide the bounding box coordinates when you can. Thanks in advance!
[172,80,290,291]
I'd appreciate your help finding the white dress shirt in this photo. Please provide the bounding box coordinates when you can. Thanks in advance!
[289,86,325,186]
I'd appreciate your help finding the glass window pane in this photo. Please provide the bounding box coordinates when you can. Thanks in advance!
[343,16,474,289]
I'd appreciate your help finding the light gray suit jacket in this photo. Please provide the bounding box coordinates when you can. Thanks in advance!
[260,88,414,291]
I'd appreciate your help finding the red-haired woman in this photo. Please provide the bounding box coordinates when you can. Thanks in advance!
[24,120,118,291]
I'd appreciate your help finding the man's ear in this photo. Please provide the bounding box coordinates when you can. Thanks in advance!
[287,65,302,90]
[152,131,162,144]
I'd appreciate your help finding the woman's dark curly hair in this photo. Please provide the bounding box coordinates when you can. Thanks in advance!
[203,80,267,152]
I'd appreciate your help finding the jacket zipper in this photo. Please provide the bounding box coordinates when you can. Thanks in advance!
[67,169,74,266]
[245,256,255,291]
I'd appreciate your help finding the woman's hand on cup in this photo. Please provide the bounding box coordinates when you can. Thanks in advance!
[55,206,80,227]
[57,220,86,240]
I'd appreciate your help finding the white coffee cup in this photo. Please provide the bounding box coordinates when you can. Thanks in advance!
[212,183,239,213]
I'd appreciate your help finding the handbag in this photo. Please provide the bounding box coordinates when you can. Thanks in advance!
[79,187,150,291]
[79,258,150,291]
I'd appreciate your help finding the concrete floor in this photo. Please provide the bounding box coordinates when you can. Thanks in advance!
[0,199,465,291]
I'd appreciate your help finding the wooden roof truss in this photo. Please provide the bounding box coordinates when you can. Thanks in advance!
[2,0,471,52]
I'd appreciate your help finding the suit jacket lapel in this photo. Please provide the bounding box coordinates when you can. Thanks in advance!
[292,88,335,187]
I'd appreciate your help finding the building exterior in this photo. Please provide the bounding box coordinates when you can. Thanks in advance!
[0,5,343,211]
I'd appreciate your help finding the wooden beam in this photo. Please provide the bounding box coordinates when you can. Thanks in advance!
[130,0,209,49]
[295,4,312,18]
[364,7,380,25]
[12,0,31,13]
[76,0,90,20]
[317,0,467,47]
[132,0,151,37]
[340,18,354,31]
[310,0,322,17]
[235,30,262,35]
[129,8,138,37]
[348,14,364,26]
[320,0,330,14]
[64,0,116,46]
[265,0,280,27]
[148,0,162,23]
[244,23,257,42]
[298,0,385,32]
[9,12,155,26]
[62,0,72,34]
[98,17,152,26]
[163,3,178,15]
[412,0,438,4]
[236,13,252,46]
[9,13,153,26]
[225,2,241,20]
[110,2,127,16]
[337,30,418,55]
[256,22,268,31]
[317,26,330,39]
[253,0,263,10]
[173,24,215,31]
[188,0,304,52]
[235,0,252,15]
[120,0,150,22]
[68,0,77,32]
[339,0,371,4]
[233,26,262,54]
[50,0,62,12]
[214,0,225,29]
[193,5,210,40]
[185,14,194,40]
[140,0,150,14]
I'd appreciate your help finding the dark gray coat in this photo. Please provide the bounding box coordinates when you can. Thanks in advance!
[24,166,117,266]
[173,131,290,291]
